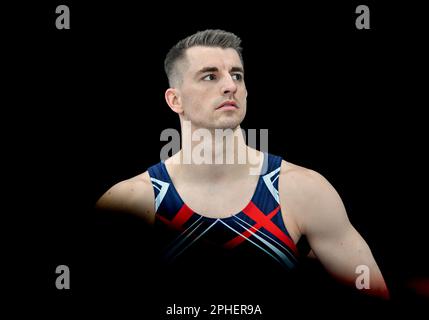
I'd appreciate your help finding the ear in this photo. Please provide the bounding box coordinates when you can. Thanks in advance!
[165,88,183,114]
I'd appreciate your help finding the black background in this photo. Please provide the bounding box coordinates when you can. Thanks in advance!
[7,0,428,318]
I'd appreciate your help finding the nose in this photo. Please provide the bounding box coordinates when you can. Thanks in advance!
[221,74,238,96]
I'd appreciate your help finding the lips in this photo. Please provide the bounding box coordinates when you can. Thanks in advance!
[217,101,238,109]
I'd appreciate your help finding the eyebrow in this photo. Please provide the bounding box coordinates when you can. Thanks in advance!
[196,66,244,75]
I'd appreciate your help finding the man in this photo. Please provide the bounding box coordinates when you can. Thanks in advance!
[96,29,389,299]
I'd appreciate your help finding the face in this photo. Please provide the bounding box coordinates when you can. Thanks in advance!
[168,46,247,130]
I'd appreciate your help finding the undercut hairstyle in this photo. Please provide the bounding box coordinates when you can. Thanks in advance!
[164,29,243,87]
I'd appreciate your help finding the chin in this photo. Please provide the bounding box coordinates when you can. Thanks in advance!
[214,115,245,130]
[214,121,241,130]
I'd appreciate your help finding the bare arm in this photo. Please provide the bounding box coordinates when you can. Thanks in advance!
[280,164,389,299]
[95,171,156,225]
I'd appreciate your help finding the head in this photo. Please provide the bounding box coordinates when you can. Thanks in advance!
[164,29,247,130]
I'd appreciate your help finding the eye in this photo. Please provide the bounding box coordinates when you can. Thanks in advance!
[202,74,216,81]
[231,73,243,81]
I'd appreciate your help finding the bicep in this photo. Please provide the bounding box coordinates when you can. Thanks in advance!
[300,171,388,297]
[307,221,375,281]
[308,221,388,298]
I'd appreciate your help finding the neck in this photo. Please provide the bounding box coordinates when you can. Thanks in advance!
[168,123,263,182]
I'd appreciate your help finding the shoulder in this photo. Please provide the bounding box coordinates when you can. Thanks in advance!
[279,160,331,197]
[96,171,156,224]
[278,160,348,233]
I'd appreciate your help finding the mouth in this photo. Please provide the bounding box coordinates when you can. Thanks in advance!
[216,101,239,110]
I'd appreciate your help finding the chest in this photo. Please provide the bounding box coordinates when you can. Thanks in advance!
[174,176,260,218]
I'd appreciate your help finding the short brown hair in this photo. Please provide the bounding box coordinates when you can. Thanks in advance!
[164,29,243,87]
